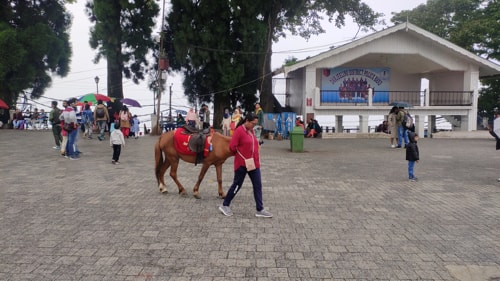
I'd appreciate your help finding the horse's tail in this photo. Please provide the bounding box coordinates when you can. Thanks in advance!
[154,136,164,185]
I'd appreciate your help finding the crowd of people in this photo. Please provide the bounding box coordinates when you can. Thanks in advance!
[35,98,139,162]
[11,108,48,130]
[182,104,252,138]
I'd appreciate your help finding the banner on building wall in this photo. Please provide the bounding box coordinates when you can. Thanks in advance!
[321,67,391,103]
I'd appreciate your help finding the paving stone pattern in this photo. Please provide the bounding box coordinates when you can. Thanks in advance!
[0,130,499,280]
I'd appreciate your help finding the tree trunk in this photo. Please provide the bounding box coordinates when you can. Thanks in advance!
[213,92,230,130]
[259,10,278,114]
[103,0,123,101]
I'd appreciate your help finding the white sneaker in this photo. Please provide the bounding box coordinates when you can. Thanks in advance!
[218,205,233,216]
[255,209,273,218]
[391,144,395,148]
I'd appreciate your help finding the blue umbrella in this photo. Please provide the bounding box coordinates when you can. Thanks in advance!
[389,101,413,108]
[175,109,187,115]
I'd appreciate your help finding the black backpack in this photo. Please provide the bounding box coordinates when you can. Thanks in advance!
[403,112,413,128]
[96,107,105,118]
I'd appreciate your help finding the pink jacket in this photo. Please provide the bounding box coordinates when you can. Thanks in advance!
[230,124,260,171]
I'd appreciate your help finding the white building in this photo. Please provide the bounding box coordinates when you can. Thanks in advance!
[281,22,500,137]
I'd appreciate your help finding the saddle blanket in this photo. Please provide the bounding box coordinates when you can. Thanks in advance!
[173,128,210,157]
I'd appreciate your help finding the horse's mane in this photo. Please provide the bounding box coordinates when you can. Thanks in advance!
[212,131,231,141]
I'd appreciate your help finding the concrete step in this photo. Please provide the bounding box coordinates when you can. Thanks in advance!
[321,130,493,139]
[321,132,390,139]
[431,130,492,139]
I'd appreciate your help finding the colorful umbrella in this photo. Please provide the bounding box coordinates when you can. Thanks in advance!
[78,93,111,103]
[121,98,141,108]
[77,101,92,107]
[0,98,8,109]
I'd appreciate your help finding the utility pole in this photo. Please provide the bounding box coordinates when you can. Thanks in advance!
[169,83,172,121]
[152,0,167,135]
[153,81,157,115]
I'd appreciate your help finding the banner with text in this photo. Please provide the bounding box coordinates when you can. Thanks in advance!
[320,67,391,103]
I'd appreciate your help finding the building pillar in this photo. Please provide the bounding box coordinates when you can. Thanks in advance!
[460,115,469,131]
[415,115,425,138]
[336,115,343,133]
[464,69,479,131]
[429,115,436,136]
[359,115,369,133]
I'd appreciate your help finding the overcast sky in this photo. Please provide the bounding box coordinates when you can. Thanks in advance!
[39,0,427,121]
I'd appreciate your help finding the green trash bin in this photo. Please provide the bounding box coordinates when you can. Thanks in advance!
[290,126,304,152]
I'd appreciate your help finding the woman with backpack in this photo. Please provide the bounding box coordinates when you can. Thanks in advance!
[118,105,132,138]
[93,100,109,141]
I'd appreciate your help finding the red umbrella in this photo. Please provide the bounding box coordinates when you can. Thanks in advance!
[0,98,8,109]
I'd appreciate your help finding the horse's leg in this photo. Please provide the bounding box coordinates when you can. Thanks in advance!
[155,141,169,193]
[215,164,226,199]
[158,160,170,193]
[192,163,211,199]
[169,160,188,196]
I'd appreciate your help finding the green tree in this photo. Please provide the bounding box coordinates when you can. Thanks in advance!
[256,0,382,114]
[0,0,74,107]
[85,0,160,100]
[166,0,266,127]
[391,0,500,119]
[478,78,500,118]
[165,0,381,125]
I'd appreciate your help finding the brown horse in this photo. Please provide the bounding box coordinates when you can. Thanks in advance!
[154,130,233,199]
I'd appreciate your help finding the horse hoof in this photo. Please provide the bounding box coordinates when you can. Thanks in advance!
[159,187,167,193]
[179,190,188,197]
[193,193,201,199]
[219,193,226,199]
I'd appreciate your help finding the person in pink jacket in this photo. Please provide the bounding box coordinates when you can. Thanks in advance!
[218,112,273,218]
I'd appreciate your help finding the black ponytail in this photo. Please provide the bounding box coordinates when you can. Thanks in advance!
[236,112,258,128]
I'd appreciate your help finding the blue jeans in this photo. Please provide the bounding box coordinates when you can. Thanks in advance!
[408,160,415,179]
[13,120,24,129]
[223,166,264,212]
[398,125,409,147]
[66,129,78,158]
[97,120,107,138]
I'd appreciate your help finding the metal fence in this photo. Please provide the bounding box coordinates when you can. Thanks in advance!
[429,91,473,106]
[320,90,473,106]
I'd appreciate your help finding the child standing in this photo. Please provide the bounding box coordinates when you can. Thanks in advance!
[406,132,419,182]
[110,122,125,165]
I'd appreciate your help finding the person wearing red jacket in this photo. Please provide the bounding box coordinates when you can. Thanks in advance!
[218,112,273,218]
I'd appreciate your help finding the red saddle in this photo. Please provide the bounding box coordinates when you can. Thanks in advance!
[174,128,210,157]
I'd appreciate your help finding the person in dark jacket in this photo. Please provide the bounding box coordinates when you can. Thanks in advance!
[487,111,500,149]
[406,132,419,182]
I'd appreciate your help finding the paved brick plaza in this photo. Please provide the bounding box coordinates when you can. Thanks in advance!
[0,129,499,280]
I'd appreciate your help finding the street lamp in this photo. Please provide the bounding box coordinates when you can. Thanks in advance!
[94,76,100,93]
[152,81,158,115]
